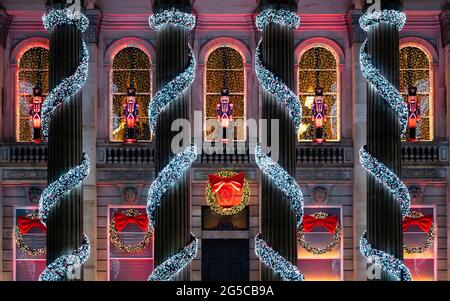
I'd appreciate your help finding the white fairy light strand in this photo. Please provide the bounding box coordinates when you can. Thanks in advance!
[255,234,304,281]
[254,9,301,132]
[359,10,412,281]
[149,7,196,31]
[38,8,91,281]
[41,9,89,140]
[253,8,304,281]
[147,9,198,281]
[148,234,198,281]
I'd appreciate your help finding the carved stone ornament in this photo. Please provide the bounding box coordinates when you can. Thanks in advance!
[408,186,424,204]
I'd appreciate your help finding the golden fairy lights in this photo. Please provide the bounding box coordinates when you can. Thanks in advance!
[17,47,49,142]
[111,47,152,142]
[298,46,339,142]
[400,45,433,141]
[205,46,246,141]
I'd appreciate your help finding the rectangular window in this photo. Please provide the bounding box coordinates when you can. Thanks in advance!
[297,206,343,281]
[404,206,437,281]
[14,207,46,281]
[108,206,153,281]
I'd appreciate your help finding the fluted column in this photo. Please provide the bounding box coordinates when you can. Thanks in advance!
[153,0,192,281]
[259,0,297,281]
[46,0,84,280]
[365,0,403,281]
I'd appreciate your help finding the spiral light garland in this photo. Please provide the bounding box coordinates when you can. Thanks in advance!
[147,8,198,281]
[253,8,304,281]
[359,10,412,281]
[38,8,91,281]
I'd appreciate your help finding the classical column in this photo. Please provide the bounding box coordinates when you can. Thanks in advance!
[347,8,368,281]
[153,0,192,281]
[46,0,85,280]
[81,7,101,281]
[259,0,297,281]
[365,0,404,281]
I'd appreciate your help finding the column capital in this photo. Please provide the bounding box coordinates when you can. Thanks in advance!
[347,9,365,45]
[152,0,192,14]
[0,8,12,48]
[83,9,102,45]
[259,0,297,12]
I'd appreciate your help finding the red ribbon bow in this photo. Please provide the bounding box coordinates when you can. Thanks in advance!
[17,216,47,234]
[303,215,338,233]
[208,173,245,194]
[402,215,433,233]
[114,212,149,231]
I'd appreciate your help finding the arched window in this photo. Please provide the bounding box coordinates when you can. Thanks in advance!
[17,46,49,142]
[205,46,246,141]
[400,45,433,141]
[110,47,152,142]
[298,46,340,142]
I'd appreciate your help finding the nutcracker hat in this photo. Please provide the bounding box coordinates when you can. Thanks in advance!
[127,86,137,97]
[408,86,417,97]
[33,86,42,97]
[315,87,324,97]
[221,87,229,96]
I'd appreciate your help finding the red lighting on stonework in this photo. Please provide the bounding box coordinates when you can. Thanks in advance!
[208,172,245,207]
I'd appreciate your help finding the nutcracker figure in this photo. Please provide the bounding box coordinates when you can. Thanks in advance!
[312,87,327,143]
[407,86,420,142]
[123,86,139,143]
[217,87,234,141]
[29,86,43,143]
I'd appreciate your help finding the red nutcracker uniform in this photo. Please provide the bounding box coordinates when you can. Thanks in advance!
[407,86,420,142]
[312,87,327,143]
[123,87,139,143]
[29,86,43,143]
[216,87,234,142]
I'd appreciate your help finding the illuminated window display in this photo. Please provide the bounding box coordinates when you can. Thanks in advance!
[14,208,46,281]
[17,47,49,142]
[297,206,343,281]
[298,46,339,142]
[205,46,245,141]
[108,207,154,281]
[400,45,433,141]
[110,47,152,142]
[403,206,437,281]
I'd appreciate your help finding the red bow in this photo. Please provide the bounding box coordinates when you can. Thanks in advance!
[208,173,245,194]
[114,212,149,231]
[303,215,338,233]
[17,216,47,234]
[403,215,433,233]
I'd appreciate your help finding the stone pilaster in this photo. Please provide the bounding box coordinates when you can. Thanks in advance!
[82,8,101,281]
[348,8,367,281]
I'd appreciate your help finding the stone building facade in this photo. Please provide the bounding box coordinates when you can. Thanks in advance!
[0,0,449,281]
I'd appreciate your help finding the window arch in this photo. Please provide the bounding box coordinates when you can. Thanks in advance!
[400,44,433,141]
[204,46,246,141]
[110,46,152,142]
[16,46,49,142]
[298,45,340,142]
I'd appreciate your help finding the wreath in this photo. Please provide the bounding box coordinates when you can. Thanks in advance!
[15,212,47,256]
[403,210,434,254]
[110,209,153,253]
[297,212,342,255]
[206,171,249,216]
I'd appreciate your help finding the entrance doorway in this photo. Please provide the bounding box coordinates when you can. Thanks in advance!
[202,239,249,281]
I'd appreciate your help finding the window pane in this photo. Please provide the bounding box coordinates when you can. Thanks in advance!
[205,46,246,142]
[17,47,49,142]
[111,47,152,142]
[400,46,433,141]
[298,46,339,142]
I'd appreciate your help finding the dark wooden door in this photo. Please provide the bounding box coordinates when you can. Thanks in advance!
[202,239,249,281]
